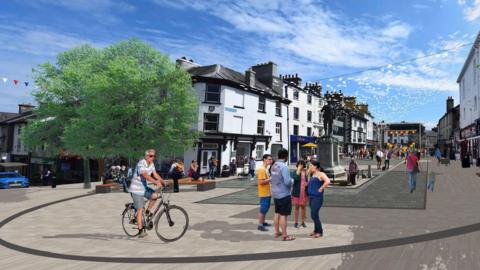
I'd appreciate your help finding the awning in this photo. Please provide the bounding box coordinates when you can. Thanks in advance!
[0,162,28,167]
[302,142,317,148]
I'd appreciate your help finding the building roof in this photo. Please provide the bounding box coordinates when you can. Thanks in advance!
[188,64,289,102]
[0,112,18,122]
[457,31,480,83]
[0,110,34,125]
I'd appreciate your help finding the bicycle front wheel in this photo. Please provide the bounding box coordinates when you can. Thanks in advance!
[122,204,139,237]
[154,205,189,242]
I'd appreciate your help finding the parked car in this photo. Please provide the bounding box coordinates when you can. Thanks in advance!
[0,172,29,189]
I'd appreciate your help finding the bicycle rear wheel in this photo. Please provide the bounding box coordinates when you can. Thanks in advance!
[154,205,189,242]
[122,204,139,237]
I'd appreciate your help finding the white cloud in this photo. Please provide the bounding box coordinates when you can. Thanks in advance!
[0,24,107,56]
[461,0,480,21]
[26,0,136,24]
[154,0,412,68]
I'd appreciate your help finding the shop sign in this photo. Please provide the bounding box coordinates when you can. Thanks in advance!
[30,157,55,165]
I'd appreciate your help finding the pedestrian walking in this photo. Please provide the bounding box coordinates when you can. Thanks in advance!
[427,173,436,192]
[208,156,216,179]
[270,148,295,241]
[435,147,442,165]
[249,157,256,181]
[406,150,421,193]
[376,149,384,170]
[42,167,51,186]
[348,157,359,185]
[291,160,308,228]
[307,160,330,238]
[257,154,273,231]
[229,159,237,176]
[384,149,391,169]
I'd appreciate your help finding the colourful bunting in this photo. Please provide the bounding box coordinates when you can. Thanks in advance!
[0,76,33,87]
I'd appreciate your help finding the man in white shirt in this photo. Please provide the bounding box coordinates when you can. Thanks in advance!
[129,149,166,238]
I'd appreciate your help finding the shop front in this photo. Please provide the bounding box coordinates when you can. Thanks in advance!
[290,135,317,163]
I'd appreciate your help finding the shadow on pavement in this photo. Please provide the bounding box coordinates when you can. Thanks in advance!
[190,220,277,242]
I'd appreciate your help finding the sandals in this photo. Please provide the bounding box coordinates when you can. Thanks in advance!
[282,235,296,241]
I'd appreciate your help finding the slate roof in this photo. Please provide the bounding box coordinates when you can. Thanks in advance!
[0,112,18,122]
[188,64,287,101]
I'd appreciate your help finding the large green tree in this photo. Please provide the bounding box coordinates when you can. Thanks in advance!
[23,39,199,188]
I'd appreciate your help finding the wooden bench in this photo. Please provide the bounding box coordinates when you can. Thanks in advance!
[95,183,122,193]
[166,178,216,191]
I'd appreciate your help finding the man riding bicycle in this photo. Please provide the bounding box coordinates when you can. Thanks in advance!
[128,149,166,238]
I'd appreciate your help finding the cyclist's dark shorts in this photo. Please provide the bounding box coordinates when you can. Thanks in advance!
[144,187,155,199]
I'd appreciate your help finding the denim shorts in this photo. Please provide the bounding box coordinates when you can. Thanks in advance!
[259,196,271,214]
[131,193,146,210]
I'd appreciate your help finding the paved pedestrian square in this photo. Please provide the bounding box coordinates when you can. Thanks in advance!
[1,158,480,269]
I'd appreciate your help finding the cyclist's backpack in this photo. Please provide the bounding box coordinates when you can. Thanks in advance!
[121,167,134,193]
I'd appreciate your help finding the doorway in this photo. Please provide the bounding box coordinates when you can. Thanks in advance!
[200,150,218,174]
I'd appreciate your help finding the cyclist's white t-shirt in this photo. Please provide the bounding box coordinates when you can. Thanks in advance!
[128,159,156,195]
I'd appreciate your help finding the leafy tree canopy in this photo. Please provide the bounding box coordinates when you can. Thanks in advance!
[23,39,199,160]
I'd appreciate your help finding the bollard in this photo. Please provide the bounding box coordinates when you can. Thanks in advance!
[367,165,372,178]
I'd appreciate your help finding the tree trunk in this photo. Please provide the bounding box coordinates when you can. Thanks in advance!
[83,158,91,189]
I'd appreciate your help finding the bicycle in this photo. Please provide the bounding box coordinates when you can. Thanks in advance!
[121,185,189,242]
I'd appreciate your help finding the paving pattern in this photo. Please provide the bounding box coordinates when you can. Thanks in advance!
[1,158,480,269]
[199,159,426,209]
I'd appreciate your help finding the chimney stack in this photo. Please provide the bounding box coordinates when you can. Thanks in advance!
[18,104,35,114]
[446,96,454,112]
[251,61,284,96]
[176,56,200,71]
[245,68,256,87]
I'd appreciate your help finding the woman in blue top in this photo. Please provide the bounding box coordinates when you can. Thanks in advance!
[306,160,331,238]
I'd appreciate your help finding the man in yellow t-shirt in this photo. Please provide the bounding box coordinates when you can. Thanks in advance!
[257,154,273,231]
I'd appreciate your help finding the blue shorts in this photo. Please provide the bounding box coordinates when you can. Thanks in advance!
[144,187,155,200]
[259,196,271,214]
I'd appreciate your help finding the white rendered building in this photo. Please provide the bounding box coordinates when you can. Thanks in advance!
[178,58,290,175]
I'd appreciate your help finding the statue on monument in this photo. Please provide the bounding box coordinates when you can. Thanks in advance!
[321,102,335,137]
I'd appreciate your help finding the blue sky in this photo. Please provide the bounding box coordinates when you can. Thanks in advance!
[1,0,480,129]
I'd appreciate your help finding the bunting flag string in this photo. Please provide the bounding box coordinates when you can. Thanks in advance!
[0,76,31,87]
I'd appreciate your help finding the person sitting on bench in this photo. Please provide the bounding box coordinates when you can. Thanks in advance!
[188,160,203,181]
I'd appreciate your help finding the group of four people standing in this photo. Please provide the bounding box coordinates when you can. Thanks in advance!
[256,149,331,241]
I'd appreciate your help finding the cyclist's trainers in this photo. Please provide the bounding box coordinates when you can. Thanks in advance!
[263,222,271,227]
[138,229,148,238]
